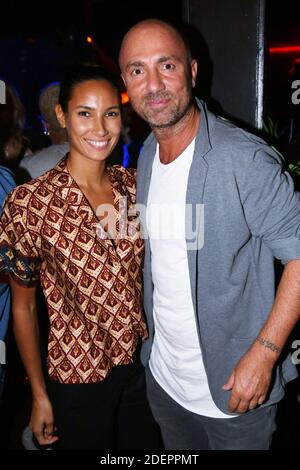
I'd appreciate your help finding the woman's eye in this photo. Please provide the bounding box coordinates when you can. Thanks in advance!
[106,111,119,118]
[78,111,90,117]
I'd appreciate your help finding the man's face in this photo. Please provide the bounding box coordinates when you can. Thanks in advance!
[120,24,197,129]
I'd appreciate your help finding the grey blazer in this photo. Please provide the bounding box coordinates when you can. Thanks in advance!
[137,99,300,414]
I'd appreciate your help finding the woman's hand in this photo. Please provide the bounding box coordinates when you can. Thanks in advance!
[9,279,59,446]
[30,396,59,446]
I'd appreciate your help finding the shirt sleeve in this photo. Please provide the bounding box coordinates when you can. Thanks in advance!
[0,191,41,286]
[239,145,300,263]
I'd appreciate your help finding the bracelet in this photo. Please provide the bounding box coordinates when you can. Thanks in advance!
[256,336,282,354]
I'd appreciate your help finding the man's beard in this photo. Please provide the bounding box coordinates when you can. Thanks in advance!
[142,91,194,129]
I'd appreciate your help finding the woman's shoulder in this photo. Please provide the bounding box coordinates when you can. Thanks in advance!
[5,161,63,206]
[5,177,43,205]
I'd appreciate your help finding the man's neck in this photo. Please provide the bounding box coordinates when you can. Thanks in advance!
[153,105,200,164]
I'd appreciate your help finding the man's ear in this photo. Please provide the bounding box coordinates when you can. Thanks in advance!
[55,104,66,129]
[191,59,198,88]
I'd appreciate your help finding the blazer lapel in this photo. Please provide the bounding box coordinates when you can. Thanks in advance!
[136,134,157,207]
[136,134,157,265]
[136,134,157,326]
[186,100,213,314]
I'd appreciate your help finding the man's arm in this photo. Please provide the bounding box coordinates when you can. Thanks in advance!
[223,259,300,413]
[10,278,58,445]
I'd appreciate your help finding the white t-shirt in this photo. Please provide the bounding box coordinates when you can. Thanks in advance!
[147,140,234,418]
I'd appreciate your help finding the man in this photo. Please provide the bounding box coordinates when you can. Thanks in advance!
[119,19,300,450]
[17,83,69,182]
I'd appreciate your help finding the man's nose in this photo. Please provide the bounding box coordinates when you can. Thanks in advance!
[146,69,165,93]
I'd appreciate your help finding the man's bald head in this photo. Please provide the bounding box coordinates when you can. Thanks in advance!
[119,19,192,71]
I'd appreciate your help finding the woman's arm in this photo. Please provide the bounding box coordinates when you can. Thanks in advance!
[10,278,58,445]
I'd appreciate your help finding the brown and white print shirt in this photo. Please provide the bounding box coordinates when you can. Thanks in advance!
[0,158,147,384]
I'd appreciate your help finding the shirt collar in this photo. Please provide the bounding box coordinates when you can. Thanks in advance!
[48,157,132,232]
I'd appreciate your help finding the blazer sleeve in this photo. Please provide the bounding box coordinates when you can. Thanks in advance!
[238,145,300,263]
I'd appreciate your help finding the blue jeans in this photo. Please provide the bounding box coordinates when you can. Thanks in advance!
[145,366,277,450]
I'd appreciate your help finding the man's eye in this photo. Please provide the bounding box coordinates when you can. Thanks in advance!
[132,68,143,76]
[78,111,90,117]
[162,63,174,70]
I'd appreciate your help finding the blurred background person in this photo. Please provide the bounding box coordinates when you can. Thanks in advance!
[0,164,15,398]
[0,82,28,397]
[0,82,31,174]
[17,83,68,182]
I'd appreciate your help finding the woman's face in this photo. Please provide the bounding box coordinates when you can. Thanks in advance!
[56,79,121,163]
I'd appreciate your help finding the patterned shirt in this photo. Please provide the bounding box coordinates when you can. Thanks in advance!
[0,158,147,384]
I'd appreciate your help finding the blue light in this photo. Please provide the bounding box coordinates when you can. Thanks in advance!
[122,143,131,168]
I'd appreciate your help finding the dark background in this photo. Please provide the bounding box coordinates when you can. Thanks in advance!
[1,0,300,149]
[0,0,183,150]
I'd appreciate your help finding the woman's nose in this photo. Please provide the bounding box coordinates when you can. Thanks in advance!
[93,117,108,136]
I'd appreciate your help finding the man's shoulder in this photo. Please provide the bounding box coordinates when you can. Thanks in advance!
[18,143,69,180]
[209,115,282,166]
[214,115,260,141]
[30,143,68,160]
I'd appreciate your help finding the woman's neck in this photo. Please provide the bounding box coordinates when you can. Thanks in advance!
[66,153,107,189]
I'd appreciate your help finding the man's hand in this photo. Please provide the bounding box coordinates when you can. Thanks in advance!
[30,396,59,446]
[222,346,274,413]
[222,260,300,414]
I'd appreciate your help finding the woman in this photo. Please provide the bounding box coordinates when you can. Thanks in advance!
[0,67,159,450]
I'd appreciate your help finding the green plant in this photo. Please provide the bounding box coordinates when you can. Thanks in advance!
[263,116,279,140]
